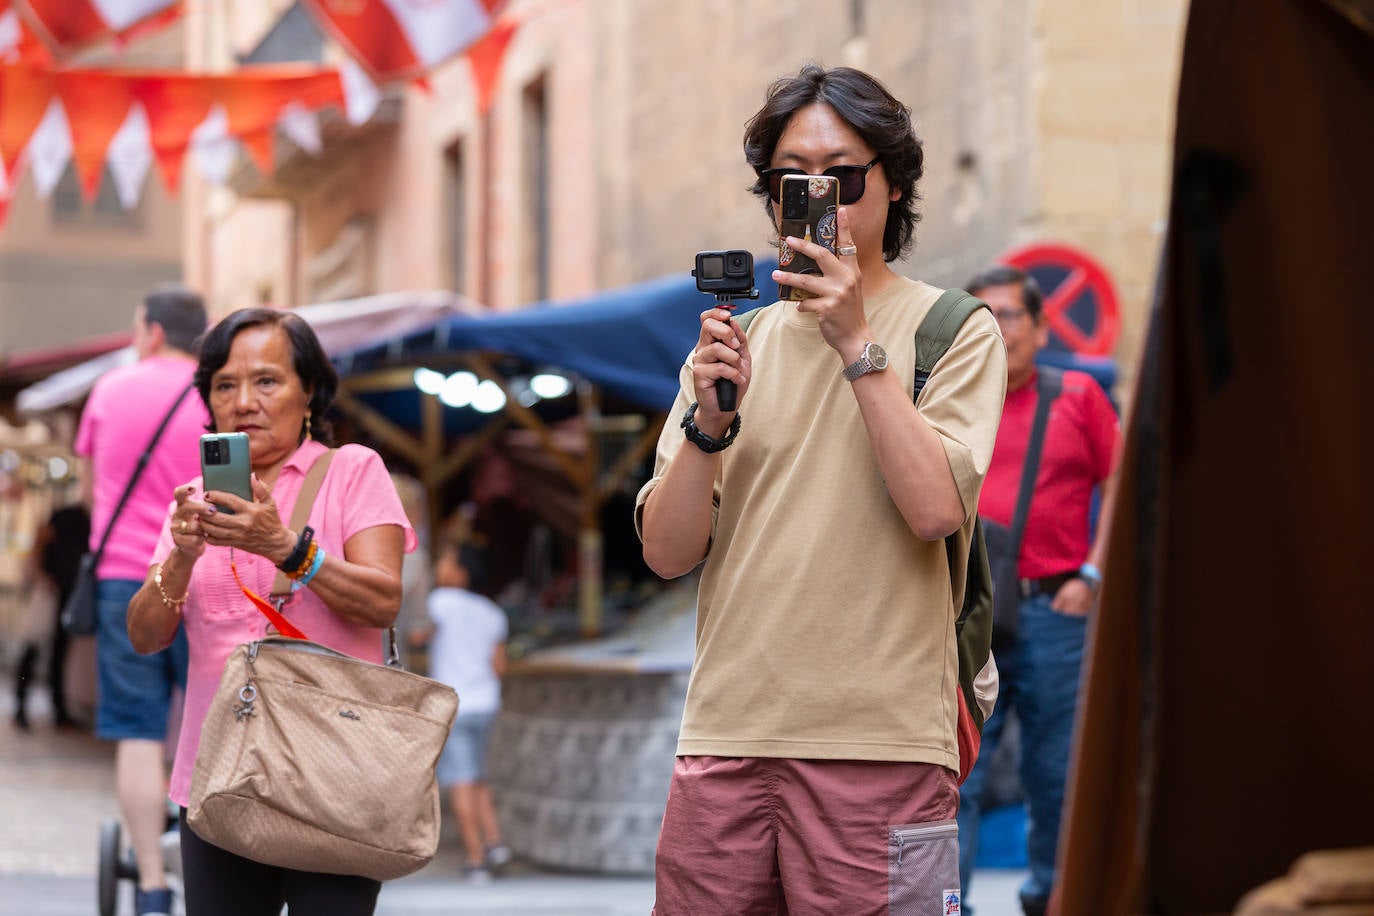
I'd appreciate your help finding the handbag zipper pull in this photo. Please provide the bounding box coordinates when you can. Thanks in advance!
[233,684,257,721]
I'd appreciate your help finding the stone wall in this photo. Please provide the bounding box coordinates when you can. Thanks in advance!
[486,670,688,875]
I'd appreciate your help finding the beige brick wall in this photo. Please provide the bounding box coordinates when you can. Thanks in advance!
[1035,0,1188,389]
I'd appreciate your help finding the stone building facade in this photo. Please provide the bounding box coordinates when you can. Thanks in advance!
[189,0,1186,391]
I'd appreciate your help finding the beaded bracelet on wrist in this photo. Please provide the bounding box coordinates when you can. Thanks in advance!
[277,526,315,576]
[680,402,741,453]
[283,541,319,581]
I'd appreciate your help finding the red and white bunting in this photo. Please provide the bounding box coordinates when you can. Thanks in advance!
[303,0,502,84]
[17,0,180,56]
[105,101,151,207]
[0,62,379,208]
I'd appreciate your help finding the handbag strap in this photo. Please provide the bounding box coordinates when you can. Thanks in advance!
[90,380,196,562]
[270,449,337,598]
[1007,367,1063,556]
[251,447,403,666]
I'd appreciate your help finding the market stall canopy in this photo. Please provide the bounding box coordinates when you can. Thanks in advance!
[15,289,477,414]
[334,258,779,412]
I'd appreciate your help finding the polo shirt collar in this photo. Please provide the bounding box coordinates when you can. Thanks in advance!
[280,439,328,481]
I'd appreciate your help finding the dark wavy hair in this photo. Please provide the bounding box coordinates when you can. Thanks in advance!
[743,64,924,262]
[193,308,338,445]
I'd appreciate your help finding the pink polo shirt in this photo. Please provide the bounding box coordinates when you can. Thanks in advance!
[151,440,417,807]
[74,355,210,581]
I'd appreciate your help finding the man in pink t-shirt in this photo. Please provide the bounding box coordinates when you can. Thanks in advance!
[73,286,208,916]
[957,266,1122,916]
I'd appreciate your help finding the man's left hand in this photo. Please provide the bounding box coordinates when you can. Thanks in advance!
[1051,577,1097,616]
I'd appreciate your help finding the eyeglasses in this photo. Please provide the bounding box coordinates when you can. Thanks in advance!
[760,157,882,205]
[992,307,1030,325]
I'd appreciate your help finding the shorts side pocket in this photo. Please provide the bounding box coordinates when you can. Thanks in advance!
[888,818,961,916]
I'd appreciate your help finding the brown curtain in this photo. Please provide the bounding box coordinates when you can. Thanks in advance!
[1056,1,1374,913]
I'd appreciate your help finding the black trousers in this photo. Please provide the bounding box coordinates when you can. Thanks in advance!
[13,622,68,722]
[177,809,381,916]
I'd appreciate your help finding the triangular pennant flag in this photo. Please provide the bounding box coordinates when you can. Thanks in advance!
[105,101,151,208]
[467,17,517,115]
[0,64,55,172]
[339,59,380,126]
[303,0,497,84]
[188,103,233,184]
[26,94,71,197]
[278,101,322,155]
[56,68,136,200]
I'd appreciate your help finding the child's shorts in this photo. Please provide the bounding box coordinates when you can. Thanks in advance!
[437,712,497,786]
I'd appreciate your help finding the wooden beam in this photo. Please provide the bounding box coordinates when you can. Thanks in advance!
[463,353,592,489]
[425,414,509,491]
[332,392,427,467]
[597,412,667,507]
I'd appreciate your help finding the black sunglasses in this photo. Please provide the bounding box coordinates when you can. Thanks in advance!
[760,157,881,205]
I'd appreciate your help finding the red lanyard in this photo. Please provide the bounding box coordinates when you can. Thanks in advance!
[229,549,309,641]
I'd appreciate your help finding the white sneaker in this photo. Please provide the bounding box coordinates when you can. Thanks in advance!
[484,844,513,871]
[464,866,494,885]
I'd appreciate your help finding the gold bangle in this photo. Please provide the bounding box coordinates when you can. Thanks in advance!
[154,563,188,612]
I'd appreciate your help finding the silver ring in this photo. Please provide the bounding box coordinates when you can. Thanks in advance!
[837,245,858,257]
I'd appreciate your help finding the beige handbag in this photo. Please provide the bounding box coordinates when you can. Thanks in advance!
[186,451,459,881]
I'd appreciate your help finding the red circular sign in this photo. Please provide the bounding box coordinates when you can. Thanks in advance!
[1000,242,1121,356]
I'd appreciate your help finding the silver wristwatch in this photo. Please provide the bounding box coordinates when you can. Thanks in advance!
[842,342,889,381]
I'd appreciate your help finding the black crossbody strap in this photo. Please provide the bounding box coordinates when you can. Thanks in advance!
[88,380,196,562]
[1007,367,1063,554]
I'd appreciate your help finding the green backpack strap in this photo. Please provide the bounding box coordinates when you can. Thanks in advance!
[913,288,990,402]
[911,288,994,733]
[732,305,766,334]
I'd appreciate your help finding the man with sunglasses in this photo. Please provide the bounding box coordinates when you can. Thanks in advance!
[637,65,1007,913]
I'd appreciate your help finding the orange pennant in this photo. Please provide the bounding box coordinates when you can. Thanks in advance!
[468,17,517,115]
[55,70,135,199]
[0,64,53,172]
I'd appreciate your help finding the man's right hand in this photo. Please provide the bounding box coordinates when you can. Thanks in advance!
[691,306,751,433]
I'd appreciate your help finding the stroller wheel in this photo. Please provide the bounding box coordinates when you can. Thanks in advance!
[97,819,121,916]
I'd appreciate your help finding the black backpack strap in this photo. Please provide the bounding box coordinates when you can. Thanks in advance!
[913,288,990,402]
[89,380,196,562]
[1007,367,1063,552]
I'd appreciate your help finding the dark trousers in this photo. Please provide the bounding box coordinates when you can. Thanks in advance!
[13,623,69,723]
[177,809,381,916]
[957,593,1088,912]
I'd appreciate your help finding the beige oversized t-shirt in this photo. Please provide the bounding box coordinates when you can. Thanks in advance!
[636,278,1007,771]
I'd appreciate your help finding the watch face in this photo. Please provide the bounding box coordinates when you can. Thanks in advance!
[866,342,889,371]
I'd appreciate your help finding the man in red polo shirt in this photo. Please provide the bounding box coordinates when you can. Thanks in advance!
[956,265,1121,916]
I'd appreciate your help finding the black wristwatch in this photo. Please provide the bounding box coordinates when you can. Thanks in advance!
[680,402,740,453]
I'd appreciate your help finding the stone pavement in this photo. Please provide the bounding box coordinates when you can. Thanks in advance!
[1,688,1026,916]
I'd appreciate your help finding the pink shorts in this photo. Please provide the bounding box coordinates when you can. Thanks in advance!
[653,756,962,916]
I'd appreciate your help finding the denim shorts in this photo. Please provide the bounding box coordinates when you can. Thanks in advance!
[95,578,188,741]
[437,712,496,787]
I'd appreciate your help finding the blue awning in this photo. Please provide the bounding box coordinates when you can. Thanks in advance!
[334,258,778,412]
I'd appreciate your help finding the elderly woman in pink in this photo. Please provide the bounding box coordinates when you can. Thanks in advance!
[127,307,415,916]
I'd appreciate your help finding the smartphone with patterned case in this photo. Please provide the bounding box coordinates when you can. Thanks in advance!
[777,174,839,301]
[200,432,252,513]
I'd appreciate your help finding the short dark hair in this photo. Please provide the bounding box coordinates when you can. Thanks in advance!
[144,285,207,353]
[743,64,924,262]
[193,307,338,444]
[966,265,1044,320]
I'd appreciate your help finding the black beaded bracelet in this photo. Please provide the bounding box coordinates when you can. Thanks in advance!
[277,526,315,574]
[680,402,741,453]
